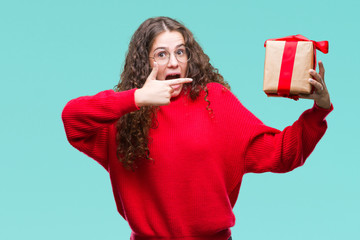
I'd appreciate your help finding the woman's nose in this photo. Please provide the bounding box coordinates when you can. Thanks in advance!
[167,53,179,68]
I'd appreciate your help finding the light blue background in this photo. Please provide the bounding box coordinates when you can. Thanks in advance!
[1,0,359,239]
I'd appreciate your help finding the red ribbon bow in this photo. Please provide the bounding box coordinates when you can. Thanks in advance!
[264,34,329,54]
[264,35,329,100]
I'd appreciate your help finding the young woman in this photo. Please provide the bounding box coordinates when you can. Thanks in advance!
[62,16,333,240]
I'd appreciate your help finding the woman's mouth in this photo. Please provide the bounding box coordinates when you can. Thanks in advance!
[165,73,181,80]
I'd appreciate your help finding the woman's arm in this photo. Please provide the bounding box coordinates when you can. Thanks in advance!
[61,89,139,169]
[245,61,333,173]
[244,103,333,173]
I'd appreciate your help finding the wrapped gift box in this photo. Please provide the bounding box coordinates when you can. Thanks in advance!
[263,35,328,100]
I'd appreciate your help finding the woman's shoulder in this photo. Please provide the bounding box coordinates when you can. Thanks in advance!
[204,82,262,131]
[206,82,238,102]
[204,82,262,123]
[206,82,229,91]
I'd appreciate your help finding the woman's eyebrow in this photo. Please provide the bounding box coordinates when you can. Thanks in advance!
[153,44,185,52]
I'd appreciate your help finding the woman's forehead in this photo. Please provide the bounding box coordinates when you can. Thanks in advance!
[151,31,185,51]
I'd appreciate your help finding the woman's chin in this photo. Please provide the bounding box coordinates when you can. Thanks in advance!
[170,86,183,98]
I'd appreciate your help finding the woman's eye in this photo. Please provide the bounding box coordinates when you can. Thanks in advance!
[157,51,167,58]
[176,49,185,56]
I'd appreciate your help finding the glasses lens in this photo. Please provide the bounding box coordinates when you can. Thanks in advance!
[175,47,191,63]
[153,50,170,65]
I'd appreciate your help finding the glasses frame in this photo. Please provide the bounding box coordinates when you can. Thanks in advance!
[149,46,191,66]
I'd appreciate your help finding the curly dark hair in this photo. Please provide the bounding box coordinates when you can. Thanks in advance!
[114,16,230,170]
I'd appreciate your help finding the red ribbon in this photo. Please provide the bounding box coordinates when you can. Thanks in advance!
[278,41,297,96]
[264,35,329,100]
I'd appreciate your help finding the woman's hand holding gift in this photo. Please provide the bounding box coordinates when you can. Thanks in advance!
[299,61,331,109]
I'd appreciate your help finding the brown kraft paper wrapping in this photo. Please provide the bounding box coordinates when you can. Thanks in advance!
[263,41,314,96]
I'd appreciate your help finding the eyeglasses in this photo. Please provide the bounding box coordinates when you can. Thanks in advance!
[150,47,191,66]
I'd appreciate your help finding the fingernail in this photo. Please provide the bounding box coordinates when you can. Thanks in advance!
[309,78,314,82]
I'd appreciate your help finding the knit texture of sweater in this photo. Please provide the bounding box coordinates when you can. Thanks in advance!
[62,82,333,240]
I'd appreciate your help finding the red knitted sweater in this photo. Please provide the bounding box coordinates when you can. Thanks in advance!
[62,83,333,240]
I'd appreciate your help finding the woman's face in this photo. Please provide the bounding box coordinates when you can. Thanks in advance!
[149,31,188,98]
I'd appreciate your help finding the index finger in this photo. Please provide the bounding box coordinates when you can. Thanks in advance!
[148,62,159,80]
[318,60,325,80]
[165,78,193,86]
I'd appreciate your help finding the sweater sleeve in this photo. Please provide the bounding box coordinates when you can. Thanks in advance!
[61,89,139,170]
[244,103,333,174]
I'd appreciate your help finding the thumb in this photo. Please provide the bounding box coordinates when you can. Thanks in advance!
[148,62,159,81]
